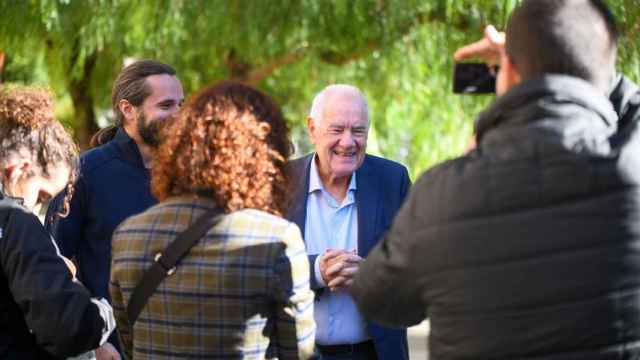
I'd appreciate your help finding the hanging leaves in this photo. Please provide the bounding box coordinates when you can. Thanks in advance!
[0,0,638,174]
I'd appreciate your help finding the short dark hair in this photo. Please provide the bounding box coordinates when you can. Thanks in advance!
[90,59,176,147]
[506,0,618,92]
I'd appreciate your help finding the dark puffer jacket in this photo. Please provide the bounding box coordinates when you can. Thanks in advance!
[0,191,114,359]
[353,75,640,359]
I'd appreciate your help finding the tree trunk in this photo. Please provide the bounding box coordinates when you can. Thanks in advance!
[224,49,251,81]
[68,53,99,150]
[0,51,5,83]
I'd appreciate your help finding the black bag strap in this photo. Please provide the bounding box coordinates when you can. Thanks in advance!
[126,207,224,325]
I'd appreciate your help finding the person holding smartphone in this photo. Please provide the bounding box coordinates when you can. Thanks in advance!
[352,1,640,358]
[455,23,640,148]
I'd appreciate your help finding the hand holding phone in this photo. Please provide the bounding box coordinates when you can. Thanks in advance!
[453,63,497,94]
[453,25,505,66]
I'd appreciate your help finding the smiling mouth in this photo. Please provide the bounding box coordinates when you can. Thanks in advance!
[333,150,356,157]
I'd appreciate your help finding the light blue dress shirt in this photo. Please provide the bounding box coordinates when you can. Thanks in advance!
[304,156,370,345]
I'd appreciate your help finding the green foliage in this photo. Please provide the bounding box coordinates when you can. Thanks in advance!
[614,0,640,83]
[1,0,639,179]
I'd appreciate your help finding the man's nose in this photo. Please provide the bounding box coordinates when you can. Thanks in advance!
[338,131,356,147]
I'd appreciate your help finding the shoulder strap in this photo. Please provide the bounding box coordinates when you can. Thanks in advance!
[126,207,225,325]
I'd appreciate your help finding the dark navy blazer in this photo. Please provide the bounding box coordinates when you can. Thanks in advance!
[286,153,411,360]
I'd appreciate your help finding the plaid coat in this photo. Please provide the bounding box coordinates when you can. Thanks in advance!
[110,196,315,359]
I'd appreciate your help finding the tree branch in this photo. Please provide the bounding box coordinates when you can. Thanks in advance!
[233,8,475,83]
[316,9,447,66]
[243,9,446,82]
[318,41,380,66]
[245,45,309,85]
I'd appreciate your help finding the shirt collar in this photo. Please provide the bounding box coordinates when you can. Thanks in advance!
[308,154,357,194]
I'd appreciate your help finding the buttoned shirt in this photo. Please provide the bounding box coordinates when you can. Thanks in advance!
[304,156,370,345]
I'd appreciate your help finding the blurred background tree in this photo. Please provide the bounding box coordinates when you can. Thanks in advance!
[1,0,638,178]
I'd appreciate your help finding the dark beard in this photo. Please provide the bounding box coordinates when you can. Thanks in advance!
[136,111,163,147]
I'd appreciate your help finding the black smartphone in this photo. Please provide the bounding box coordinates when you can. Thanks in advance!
[453,63,497,94]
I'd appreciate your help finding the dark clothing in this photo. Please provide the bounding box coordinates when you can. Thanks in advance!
[46,128,156,351]
[352,75,640,359]
[47,128,156,301]
[609,74,640,147]
[286,154,411,360]
[609,74,640,121]
[317,340,378,359]
[0,192,112,359]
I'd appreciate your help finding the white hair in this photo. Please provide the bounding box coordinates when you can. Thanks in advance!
[308,84,369,125]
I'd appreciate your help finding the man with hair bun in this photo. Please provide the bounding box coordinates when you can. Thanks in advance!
[0,86,115,359]
[353,0,640,358]
[46,59,184,358]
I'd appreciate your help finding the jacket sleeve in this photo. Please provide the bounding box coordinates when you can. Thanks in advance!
[46,175,88,259]
[351,173,427,328]
[399,165,412,201]
[109,230,133,360]
[272,223,316,360]
[109,278,132,359]
[308,254,324,289]
[0,208,114,358]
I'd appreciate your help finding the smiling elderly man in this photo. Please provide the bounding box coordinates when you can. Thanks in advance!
[286,84,410,360]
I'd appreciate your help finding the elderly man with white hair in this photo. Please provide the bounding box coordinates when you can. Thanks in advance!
[286,84,410,359]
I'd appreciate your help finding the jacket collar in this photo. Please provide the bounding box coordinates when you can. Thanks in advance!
[287,153,378,256]
[113,127,147,170]
[475,75,618,143]
[609,74,640,118]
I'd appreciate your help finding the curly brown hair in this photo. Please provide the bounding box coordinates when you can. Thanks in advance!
[0,86,79,216]
[152,81,292,216]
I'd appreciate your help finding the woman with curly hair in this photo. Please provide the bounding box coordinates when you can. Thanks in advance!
[110,81,315,359]
[0,86,115,359]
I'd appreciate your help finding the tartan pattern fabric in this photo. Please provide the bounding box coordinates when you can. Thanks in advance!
[110,196,315,359]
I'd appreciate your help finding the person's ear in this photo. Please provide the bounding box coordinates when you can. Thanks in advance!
[4,160,32,186]
[118,99,138,125]
[307,116,317,144]
[505,56,521,87]
[496,54,522,96]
